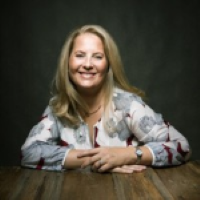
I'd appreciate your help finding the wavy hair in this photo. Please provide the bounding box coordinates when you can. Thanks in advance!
[50,24,144,125]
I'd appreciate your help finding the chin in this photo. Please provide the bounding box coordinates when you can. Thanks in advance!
[77,84,102,93]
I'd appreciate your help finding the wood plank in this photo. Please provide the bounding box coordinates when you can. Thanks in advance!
[154,161,200,199]
[37,171,64,200]
[112,167,173,200]
[9,168,63,200]
[60,168,117,200]
[0,162,199,200]
[187,160,200,175]
[9,168,40,200]
[0,167,22,199]
[145,168,174,199]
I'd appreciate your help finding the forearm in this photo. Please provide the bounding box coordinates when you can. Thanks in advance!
[115,146,153,166]
[21,141,68,171]
[64,149,91,169]
[145,141,191,166]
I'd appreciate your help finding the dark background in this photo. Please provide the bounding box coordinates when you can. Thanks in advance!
[1,0,199,166]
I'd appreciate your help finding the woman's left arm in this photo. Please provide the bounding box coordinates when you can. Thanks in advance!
[127,99,191,167]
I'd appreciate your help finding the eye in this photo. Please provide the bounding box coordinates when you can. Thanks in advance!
[76,53,84,58]
[94,54,103,59]
[96,56,102,59]
[76,54,83,58]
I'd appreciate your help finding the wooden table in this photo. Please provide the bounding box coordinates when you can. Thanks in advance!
[0,160,199,200]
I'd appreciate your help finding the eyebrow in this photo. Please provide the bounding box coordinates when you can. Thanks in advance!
[74,51,105,55]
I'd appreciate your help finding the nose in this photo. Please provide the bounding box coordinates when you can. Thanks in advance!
[84,57,93,69]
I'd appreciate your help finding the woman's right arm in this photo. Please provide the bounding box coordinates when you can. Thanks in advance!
[21,106,74,171]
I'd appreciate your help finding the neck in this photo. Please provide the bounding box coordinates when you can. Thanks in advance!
[85,104,102,116]
[79,87,104,107]
[78,87,104,115]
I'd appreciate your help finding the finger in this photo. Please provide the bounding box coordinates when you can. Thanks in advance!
[81,155,102,168]
[77,148,100,158]
[122,165,147,170]
[121,165,147,172]
[92,157,108,171]
[91,160,102,170]
[110,167,134,174]
[97,162,114,173]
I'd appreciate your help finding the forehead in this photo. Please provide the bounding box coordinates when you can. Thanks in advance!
[73,33,104,50]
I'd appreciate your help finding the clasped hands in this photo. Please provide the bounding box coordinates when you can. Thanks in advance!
[77,147,146,173]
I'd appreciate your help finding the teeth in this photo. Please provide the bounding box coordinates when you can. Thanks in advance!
[81,73,94,78]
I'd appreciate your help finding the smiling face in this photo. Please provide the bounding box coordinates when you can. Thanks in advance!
[68,33,108,95]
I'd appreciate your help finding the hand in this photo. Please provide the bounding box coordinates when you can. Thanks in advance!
[109,165,147,173]
[77,147,136,172]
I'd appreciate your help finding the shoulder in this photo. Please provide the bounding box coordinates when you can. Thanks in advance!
[113,87,145,110]
[40,102,59,123]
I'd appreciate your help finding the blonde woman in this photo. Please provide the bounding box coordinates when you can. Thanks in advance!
[21,25,191,173]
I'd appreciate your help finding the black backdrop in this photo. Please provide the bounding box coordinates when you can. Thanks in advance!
[1,0,199,166]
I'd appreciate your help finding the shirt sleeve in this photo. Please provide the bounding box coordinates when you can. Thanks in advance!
[21,106,72,171]
[127,99,191,167]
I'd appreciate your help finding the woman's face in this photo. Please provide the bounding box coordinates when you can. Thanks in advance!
[68,33,108,94]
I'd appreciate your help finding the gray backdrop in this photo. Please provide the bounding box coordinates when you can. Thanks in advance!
[1,0,199,166]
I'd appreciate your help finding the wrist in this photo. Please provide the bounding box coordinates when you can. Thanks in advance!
[126,146,137,164]
[64,149,88,169]
[135,146,143,165]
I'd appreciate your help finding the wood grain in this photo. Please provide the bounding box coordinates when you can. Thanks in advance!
[0,161,199,200]
[60,169,117,200]
[155,161,200,199]
[0,167,21,199]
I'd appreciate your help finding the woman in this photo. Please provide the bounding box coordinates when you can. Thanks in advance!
[21,24,191,173]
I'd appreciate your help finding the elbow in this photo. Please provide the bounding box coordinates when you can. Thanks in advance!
[178,141,192,162]
[20,144,41,169]
[20,149,34,168]
[184,149,192,162]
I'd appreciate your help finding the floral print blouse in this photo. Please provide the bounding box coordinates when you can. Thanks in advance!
[21,88,190,171]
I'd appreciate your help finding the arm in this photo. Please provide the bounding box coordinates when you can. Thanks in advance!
[128,99,191,167]
[64,149,92,169]
[77,95,191,172]
[77,146,151,173]
[21,106,72,171]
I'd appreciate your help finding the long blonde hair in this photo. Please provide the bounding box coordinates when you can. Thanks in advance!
[50,24,144,125]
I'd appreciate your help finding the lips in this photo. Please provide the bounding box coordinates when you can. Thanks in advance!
[79,72,96,78]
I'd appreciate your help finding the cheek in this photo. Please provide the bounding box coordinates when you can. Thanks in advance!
[69,61,82,74]
[99,64,109,75]
[68,58,78,74]
[68,68,76,82]
[69,55,77,69]
[68,70,78,86]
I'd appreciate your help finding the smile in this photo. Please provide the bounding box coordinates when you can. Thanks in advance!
[79,72,96,78]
